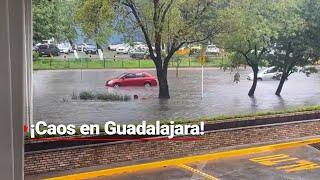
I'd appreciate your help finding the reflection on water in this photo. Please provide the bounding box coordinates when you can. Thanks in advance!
[250,97,258,111]
[276,96,286,109]
[33,69,320,125]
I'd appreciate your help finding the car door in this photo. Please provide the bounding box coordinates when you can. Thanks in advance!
[264,67,278,80]
[135,73,146,86]
[38,45,48,56]
[121,73,137,86]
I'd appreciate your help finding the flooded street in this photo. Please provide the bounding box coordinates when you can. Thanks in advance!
[33,68,320,125]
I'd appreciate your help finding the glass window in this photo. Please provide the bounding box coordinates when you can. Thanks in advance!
[136,73,145,77]
[125,73,136,78]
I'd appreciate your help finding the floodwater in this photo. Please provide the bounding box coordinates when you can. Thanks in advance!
[33,68,320,125]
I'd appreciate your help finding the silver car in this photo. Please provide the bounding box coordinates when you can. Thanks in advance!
[247,67,282,81]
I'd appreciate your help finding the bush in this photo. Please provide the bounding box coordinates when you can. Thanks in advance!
[33,51,40,61]
[79,91,131,101]
[79,91,95,100]
[96,93,131,101]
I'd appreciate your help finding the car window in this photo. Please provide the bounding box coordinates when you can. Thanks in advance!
[136,73,145,78]
[125,73,136,78]
[39,45,48,49]
[266,68,277,73]
[49,44,55,48]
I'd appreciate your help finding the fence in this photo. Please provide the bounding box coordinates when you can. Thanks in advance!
[33,56,228,70]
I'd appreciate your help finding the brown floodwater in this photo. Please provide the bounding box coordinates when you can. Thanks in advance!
[33,68,320,125]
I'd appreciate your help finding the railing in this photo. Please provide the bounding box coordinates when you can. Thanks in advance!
[33,55,229,70]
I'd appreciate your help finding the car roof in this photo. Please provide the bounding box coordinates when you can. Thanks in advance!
[125,71,152,75]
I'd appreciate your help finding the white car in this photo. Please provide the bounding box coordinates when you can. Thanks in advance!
[116,44,131,54]
[247,67,282,81]
[108,43,123,51]
[57,43,72,54]
[206,45,220,54]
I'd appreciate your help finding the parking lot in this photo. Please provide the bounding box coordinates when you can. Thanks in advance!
[44,50,133,60]
[45,138,320,180]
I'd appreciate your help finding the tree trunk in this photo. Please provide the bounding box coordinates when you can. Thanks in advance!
[96,43,102,50]
[248,66,259,97]
[176,64,179,78]
[156,63,170,99]
[275,73,287,96]
[68,39,73,47]
[157,74,170,99]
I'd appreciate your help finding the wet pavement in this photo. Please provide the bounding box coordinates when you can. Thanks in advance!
[33,68,320,124]
[91,145,320,180]
[37,139,320,180]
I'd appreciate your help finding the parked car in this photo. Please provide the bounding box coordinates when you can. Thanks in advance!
[206,45,220,54]
[116,44,131,54]
[84,44,98,54]
[37,44,60,57]
[176,47,191,55]
[76,43,87,52]
[32,45,39,52]
[106,72,158,88]
[108,43,123,51]
[247,67,282,81]
[129,48,149,59]
[57,43,72,54]
[189,44,202,55]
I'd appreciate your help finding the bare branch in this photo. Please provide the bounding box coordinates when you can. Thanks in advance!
[122,0,155,59]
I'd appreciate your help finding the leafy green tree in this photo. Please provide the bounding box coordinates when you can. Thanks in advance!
[267,0,320,96]
[116,0,226,99]
[55,0,78,45]
[33,0,58,42]
[218,0,279,97]
[74,0,115,49]
[33,0,77,44]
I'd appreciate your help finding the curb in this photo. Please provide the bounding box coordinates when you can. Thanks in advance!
[46,137,320,180]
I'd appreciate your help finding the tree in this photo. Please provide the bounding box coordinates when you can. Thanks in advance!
[218,0,279,97]
[74,0,115,49]
[33,0,58,42]
[116,0,226,99]
[55,0,78,45]
[33,0,77,44]
[267,0,320,96]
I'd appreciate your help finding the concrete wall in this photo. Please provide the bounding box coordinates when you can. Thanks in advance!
[25,119,320,175]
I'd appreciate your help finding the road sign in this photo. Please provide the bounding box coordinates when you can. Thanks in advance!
[199,47,206,99]
[199,47,206,65]
[199,55,206,65]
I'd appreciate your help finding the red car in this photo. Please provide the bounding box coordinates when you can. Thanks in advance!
[106,72,158,88]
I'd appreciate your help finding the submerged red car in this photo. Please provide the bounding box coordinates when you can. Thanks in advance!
[106,72,158,88]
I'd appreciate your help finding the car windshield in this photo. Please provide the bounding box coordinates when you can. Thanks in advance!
[259,67,268,72]
[134,48,145,52]
[266,67,277,73]
[58,44,67,48]
[87,45,96,48]
[38,45,48,49]
[117,73,127,78]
